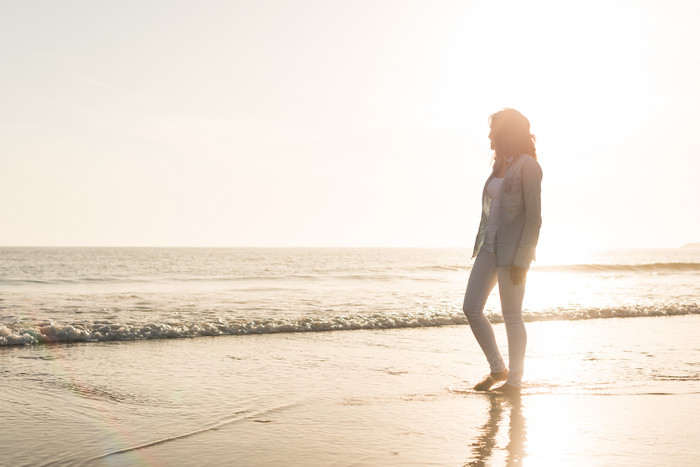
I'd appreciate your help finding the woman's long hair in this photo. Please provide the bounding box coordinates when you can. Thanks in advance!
[489,109,537,165]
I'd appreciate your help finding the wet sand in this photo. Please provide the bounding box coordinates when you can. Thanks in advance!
[2,315,699,466]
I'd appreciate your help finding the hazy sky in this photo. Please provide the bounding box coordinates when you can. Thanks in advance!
[2,0,699,252]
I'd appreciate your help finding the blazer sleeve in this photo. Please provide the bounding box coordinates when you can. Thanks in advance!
[513,158,543,269]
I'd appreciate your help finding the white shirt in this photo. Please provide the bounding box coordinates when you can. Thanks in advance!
[483,177,504,253]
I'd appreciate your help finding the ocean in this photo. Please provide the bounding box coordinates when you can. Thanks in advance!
[1,246,698,345]
[2,247,700,466]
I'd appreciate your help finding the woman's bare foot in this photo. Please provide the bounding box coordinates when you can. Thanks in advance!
[473,369,508,391]
[492,382,521,397]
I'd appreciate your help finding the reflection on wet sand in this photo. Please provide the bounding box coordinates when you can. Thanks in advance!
[465,395,526,466]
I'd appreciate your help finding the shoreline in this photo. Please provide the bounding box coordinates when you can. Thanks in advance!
[2,315,699,466]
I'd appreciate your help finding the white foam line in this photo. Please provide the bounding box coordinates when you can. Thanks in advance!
[3,304,698,347]
[78,402,300,465]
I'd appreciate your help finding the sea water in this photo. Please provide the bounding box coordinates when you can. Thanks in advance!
[1,247,698,345]
[2,316,699,466]
[1,247,699,466]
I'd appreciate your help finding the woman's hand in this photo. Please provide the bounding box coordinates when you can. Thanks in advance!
[511,266,527,285]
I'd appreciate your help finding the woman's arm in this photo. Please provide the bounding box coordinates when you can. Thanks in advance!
[512,158,543,270]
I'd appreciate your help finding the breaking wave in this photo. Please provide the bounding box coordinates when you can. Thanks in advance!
[1,303,697,347]
[536,262,700,273]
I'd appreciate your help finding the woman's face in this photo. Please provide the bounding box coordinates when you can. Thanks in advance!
[488,128,496,151]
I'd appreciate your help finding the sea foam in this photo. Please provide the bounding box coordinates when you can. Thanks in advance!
[1,304,697,346]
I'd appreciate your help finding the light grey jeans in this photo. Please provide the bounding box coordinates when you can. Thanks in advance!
[462,250,527,388]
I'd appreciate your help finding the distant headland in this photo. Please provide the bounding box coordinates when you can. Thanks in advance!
[682,242,700,248]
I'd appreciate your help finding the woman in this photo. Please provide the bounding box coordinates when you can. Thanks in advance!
[463,108,542,395]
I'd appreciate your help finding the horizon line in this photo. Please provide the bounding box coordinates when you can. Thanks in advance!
[0,243,696,249]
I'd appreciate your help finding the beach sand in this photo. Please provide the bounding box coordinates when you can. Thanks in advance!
[2,315,699,466]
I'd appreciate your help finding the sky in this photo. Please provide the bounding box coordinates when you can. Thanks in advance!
[2,0,699,252]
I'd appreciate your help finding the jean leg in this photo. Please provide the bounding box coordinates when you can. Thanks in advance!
[463,251,505,374]
[497,267,527,388]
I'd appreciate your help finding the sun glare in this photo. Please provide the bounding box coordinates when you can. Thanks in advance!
[534,240,599,266]
[444,0,652,147]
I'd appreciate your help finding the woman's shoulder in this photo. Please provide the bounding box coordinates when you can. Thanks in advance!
[518,153,538,164]
[518,154,542,174]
